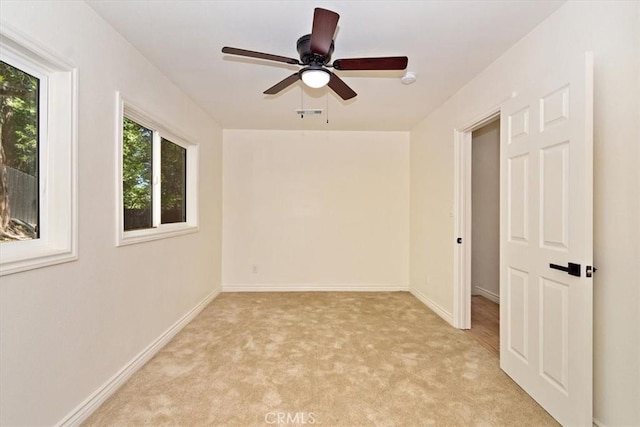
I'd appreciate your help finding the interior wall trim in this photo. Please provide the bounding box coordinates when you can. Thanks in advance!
[593,417,607,427]
[409,288,454,326]
[57,287,221,427]
[472,286,500,304]
[222,284,409,292]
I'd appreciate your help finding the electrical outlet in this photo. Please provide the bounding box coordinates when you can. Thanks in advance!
[252,265,258,274]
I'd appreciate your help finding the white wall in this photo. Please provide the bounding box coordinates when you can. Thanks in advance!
[1,1,636,426]
[0,2,223,425]
[471,120,500,301]
[410,1,639,425]
[223,130,409,291]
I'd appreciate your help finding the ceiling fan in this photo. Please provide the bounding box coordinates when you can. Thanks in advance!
[221,7,408,100]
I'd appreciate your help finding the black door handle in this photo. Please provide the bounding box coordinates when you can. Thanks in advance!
[549,262,581,277]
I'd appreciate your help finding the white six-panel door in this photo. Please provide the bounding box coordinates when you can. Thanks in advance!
[500,52,593,426]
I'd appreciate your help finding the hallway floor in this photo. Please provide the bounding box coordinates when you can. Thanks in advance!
[465,295,500,356]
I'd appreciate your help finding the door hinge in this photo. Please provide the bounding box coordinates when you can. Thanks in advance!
[586,265,598,278]
[457,237,462,244]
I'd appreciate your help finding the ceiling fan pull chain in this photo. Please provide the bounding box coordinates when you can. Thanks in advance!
[300,87,304,118]
[326,92,329,124]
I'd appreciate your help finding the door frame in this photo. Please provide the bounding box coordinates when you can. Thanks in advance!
[453,107,501,330]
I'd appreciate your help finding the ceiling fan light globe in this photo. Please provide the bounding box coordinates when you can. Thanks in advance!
[301,69,331,88]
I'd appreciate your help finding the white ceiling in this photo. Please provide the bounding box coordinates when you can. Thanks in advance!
[87,0,565,131]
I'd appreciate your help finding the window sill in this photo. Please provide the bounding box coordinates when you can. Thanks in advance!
[116,224,198,247]
[0,244,78,276]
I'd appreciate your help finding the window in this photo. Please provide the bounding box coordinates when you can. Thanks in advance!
[0,61,40,242]
[123,117,153,231]
[117,95,198,245]
[160,138,187,224]
[0,28,77,276]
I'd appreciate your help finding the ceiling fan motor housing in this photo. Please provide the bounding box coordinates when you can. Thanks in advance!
[297,34,334,65]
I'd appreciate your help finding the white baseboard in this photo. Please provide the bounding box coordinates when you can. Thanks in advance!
[222,283,409,292]
[57,287,221,427]
[473,286,500,304]
[592,417,606,427]
[409,288,454,327]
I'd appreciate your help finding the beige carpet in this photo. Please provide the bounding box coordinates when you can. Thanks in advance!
[84,292,557,426]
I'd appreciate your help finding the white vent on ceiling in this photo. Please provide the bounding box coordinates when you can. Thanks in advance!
[295,109,323,116]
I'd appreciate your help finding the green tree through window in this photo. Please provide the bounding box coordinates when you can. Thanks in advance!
[0,60,39,241]
[161,138,186,224]
[122,117,152,230]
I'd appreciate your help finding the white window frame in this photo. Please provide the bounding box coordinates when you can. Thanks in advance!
[115,93,199,246]
[0,26,78,276]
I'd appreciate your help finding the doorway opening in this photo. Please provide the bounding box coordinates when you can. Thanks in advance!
[453,109,500,357]
[467,119,500,356]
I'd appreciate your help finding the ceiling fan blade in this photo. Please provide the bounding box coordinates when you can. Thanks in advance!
[310,8,339,56]
[333,56,408,71]
[222,47,301,65]
[328,72,357,100]
[264,73,301,95]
